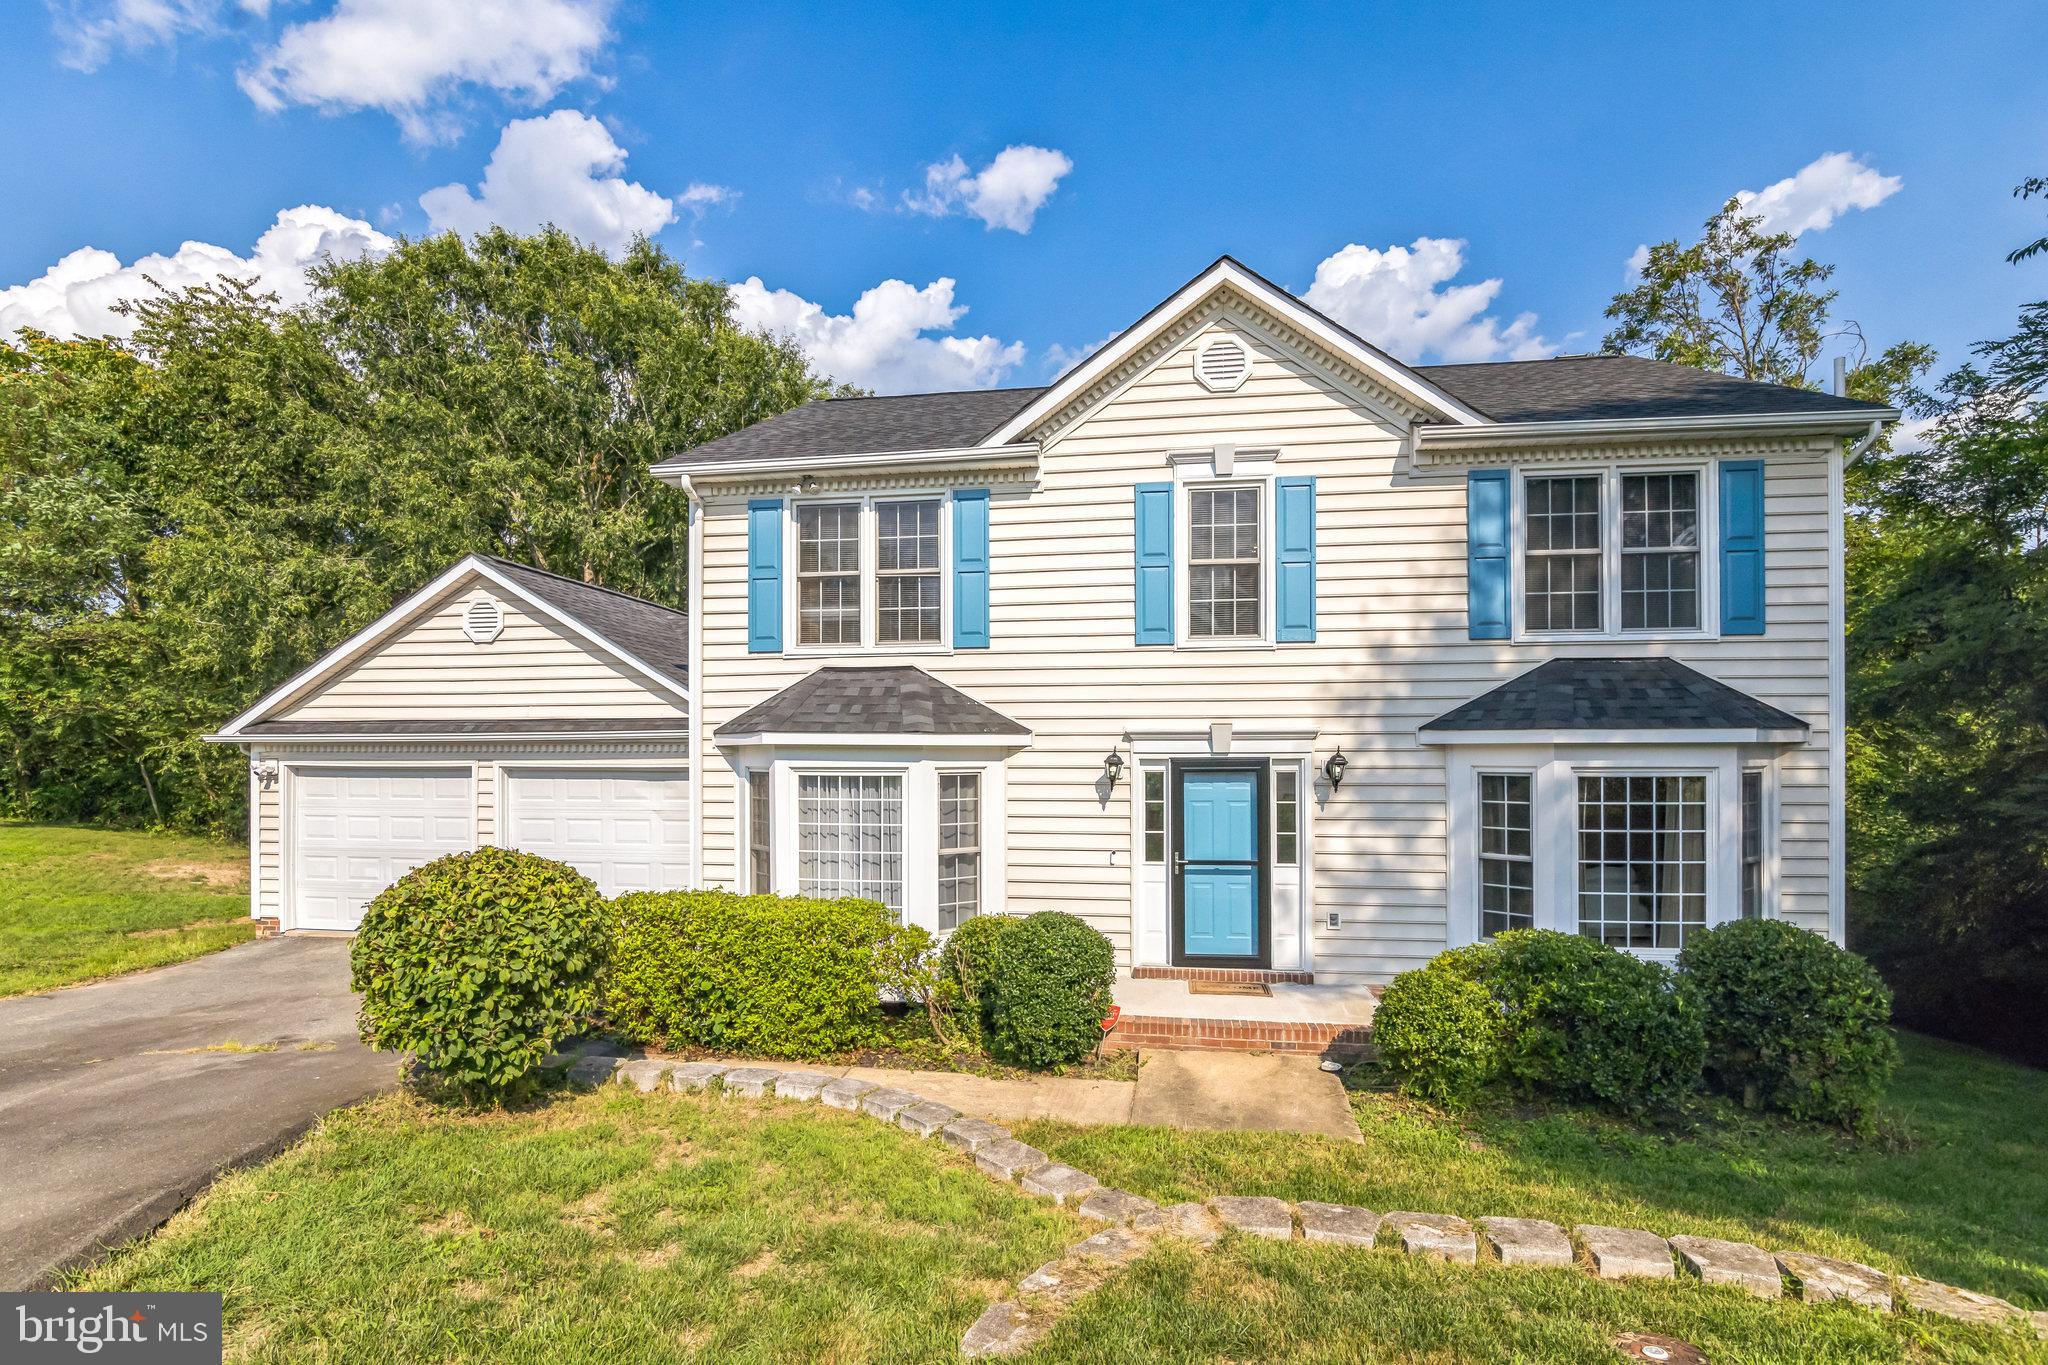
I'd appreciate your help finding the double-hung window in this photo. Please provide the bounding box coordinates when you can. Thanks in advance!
[1188,485,1262,640]
[796,503,862,646]
[1479,773,1534,937]
[876,499,942,644]
[1520,466,1709,637]
[937,772,981,930]
[796,773,903,912]
[1740,769,1765,919]
[747,770,772,894]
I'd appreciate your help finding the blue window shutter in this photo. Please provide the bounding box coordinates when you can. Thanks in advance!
[953,488,991,648]
[1275,476,1316,642]
[1134,482,1175,645]
[1719,460,1766,635]
[1466,469,1511,639]
[746,498,783,654]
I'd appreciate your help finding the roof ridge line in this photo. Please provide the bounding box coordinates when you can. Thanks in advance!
[480,555,689,620]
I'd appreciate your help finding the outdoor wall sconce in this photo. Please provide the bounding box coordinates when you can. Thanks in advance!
[1323,749,1349,790]
[1102,750,1126,787]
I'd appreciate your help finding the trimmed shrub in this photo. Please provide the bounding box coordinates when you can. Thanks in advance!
[607,890,925,1059]
[1371,946,1504,1108]
[985,911,1115,1069]
[1483,930,1706,1112]
[1679,918,1899,1128]
[937,913,1016,1047]
[351,847,606,1102]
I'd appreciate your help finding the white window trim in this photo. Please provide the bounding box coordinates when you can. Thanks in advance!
[1447,742,1742,963]
[936,766,985,930]
[1474,768,1538,939]
[1165,451,1283,651]
[1740,760,1779,920]
[784,489,955,657]
[1511,461,1721,643]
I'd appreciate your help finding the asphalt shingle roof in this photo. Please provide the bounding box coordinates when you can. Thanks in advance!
[662,355,1888,468]
[1421,657,1809,734]
[484,557,689,686]
[717,665,1028,739]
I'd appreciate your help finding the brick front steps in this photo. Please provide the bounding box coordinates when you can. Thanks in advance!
[1104,1014,1373,1059]
[555,1046,2048,1357]
[1128,966,1316,985]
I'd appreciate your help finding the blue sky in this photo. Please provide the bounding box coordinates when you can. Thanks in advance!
[5,2,2045,394]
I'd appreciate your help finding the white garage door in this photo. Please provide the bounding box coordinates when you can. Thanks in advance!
[504,768,692,897]
[292,767,472,931]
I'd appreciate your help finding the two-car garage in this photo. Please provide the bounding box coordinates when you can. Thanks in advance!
[214,556,698,932]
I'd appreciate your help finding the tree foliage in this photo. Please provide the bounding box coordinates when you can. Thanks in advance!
[1,230,829,831]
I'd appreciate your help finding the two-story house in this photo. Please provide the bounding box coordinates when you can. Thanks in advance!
[216,257,1893,1043]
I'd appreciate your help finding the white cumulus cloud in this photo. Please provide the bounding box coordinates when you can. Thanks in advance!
[727,276,1026,393]
[0,205,392,342]
[1303,238,1554,364]
[48,0,250,71]
[676,183,739,218]
[1735,151,1901,237]
[237,0,614,144]
[905,145,1073,233]
[418,111,676,255]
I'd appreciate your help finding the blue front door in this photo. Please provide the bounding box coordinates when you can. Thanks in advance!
[1178,767,1261,960]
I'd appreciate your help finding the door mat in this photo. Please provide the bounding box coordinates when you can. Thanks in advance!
[1187,981,1272,997]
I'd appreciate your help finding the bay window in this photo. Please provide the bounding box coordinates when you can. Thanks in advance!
[1479,772,1534,938]
[937,772,980,930]
[1577,774,1708,951]
[796,773,903,912]
[747,769,771,893]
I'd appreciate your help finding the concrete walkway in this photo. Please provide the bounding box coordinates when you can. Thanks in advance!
[0,937,397,1290]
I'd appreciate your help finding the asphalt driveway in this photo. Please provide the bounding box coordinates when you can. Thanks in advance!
[0,936,396,1289]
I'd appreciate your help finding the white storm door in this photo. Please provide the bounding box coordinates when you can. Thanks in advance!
[503,767,692,897]
[291,767,473,930]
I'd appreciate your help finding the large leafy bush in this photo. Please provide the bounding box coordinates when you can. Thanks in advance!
[1373,931,1705,1113]
[1370,945,1503,1108]
[607,890,926,1059]
[1679,918,1899,1128]
[985,911,1115,1070]
[937,913,1015,1048]
[351,847,606,1102]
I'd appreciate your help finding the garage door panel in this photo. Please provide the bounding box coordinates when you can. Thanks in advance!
[292,766,472,931]
[505,767,691,898]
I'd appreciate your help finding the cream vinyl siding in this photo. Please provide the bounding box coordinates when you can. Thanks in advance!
[280,590,681,723]
[694,321,1838,981]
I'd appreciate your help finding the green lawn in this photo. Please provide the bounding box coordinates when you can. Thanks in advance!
[0,820,257,996]
[75,1039,2047,1363]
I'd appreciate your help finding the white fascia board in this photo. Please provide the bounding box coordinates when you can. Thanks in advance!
[1412,408,1901,455]
[213,555,687,738]
[981,258,1491,445]
[712,730,1032,750]
[651,443,1039,485]
[1418,726,1809,747]
[204,728,693,746]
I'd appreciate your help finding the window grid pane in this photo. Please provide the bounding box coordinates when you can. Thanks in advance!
[1274,767,1299,866]
[1143,769,1166,864]
[796,773,903,912]
[797,503,862,645]
[1620,473,1700,630]
[748,770,771,894]
[1479,773,1534,938]
[937,772,981,931]
[1189,486,1261,638]
[1524,475,1602,631]
[876,499,942,643]
[1577,773,1708,951]
[1740,770,1764,919]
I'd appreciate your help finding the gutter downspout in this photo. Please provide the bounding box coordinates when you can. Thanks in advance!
[678,473,705,889]
[1846,418,1886,464]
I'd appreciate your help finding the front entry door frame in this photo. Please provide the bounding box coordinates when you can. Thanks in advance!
[1169,758,1271,968]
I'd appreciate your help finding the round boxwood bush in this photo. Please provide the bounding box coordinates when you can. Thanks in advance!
[607,890,921,1059]
[937,912,1015,1047]
[1678,918,1899,1128]
[351,847,606,1102]
[1483,930,1706,1112]
[985,911,1115,1069]
[1372,946,1504,1108]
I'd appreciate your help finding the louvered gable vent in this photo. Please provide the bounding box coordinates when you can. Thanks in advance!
[463,596,505,644]
[1194,334,1252,392]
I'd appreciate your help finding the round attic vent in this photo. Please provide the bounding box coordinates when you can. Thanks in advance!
[463,596,505,644]
[1194,334,1252,392]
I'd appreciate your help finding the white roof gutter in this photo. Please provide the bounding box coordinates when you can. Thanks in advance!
[1413,407,1901,454]
[652,442,1039,485]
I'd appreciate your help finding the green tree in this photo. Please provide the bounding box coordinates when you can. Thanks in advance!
[2010,174,2047,265]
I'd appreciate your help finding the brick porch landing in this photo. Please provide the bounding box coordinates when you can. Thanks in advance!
[1105,974,1378,1059]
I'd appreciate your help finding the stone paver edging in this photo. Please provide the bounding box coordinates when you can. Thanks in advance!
[557,1051,2048,1356]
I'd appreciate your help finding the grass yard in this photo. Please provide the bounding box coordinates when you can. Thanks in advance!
[0,820,256,997]
[76,1037,2047,1363]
